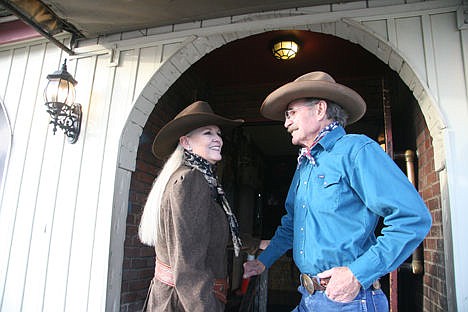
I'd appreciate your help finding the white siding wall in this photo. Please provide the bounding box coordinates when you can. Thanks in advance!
[1,0,466,311]
[0,38,185,311]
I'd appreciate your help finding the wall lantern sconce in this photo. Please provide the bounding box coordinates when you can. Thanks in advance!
[44,60,82,144]
[272,38,300,60]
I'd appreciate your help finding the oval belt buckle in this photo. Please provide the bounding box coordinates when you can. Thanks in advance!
[301,274,315,295]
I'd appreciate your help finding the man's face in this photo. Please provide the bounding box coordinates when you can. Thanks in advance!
[283,99,326,147]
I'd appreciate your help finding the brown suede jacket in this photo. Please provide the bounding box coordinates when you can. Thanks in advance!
[145,165,228,312]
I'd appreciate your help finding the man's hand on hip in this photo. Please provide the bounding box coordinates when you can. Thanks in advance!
[317,266,361,302]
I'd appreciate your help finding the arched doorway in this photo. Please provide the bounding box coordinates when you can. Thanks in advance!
[117,27,446,311]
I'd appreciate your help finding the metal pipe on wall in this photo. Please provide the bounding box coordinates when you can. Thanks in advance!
[394,149,424,275]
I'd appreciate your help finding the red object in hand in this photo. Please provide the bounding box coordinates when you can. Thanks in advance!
[240,277,250,294]
[240,254,255,294]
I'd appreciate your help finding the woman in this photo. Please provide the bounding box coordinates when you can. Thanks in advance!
[139,101,245,311]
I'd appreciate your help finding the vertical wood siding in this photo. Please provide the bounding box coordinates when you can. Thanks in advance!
[0,0,466,311]
[0,38,184,311]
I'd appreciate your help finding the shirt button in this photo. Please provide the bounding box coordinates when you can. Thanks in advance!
[300,227,304,231]
[302,205,305,208]
[300,250,303,254]
[304,181,307,185]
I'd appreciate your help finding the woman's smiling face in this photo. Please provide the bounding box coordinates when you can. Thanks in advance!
[182,125,223,164]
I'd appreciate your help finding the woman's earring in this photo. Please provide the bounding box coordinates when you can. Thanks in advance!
[187,146,192,151]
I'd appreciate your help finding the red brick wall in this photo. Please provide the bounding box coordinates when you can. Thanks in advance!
[120,78,198,311]
[120,131,160,312]
[414,107,448,311]
[120,111,177,311]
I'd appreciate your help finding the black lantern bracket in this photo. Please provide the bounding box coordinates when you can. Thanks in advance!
[44,101,82,144]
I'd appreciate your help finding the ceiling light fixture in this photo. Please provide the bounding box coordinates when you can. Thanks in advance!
[272,39,300,60]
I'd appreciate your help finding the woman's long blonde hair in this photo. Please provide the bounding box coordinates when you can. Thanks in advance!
[138,144,185,246]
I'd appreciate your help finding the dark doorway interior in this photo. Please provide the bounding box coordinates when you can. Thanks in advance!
[122,30,425,311]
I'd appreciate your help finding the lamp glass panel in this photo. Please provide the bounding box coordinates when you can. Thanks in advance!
[45,78,76,105]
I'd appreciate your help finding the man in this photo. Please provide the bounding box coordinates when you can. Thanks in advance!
[243,71,432,311]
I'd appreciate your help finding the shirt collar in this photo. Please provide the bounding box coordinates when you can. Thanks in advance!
[316,125,346,152]
[297,123,345,166]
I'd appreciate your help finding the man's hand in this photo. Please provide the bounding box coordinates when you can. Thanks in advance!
[242,259,266,278]
[317,267,361,302]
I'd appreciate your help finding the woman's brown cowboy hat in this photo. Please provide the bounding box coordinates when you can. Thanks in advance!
[152,101,244,159]
[260,71,366,124]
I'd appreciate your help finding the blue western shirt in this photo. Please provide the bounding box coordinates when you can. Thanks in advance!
[258,126,432,289]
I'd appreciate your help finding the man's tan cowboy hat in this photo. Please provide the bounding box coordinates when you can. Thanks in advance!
[152,101,244,159]
[260,71,366,124]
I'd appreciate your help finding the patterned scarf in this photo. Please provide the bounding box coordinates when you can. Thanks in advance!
[183,150,242,257]
[297,121,340,166]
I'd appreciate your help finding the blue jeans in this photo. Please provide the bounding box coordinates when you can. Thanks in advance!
[292,285,389,312]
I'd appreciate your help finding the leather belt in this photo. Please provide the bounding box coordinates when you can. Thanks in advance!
[300,274,327,294]
[155,258,175,286]
[155,258,228,303]
[300,273,381,295]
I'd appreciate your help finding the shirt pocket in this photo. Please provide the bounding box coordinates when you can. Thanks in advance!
[312,173,342,211]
